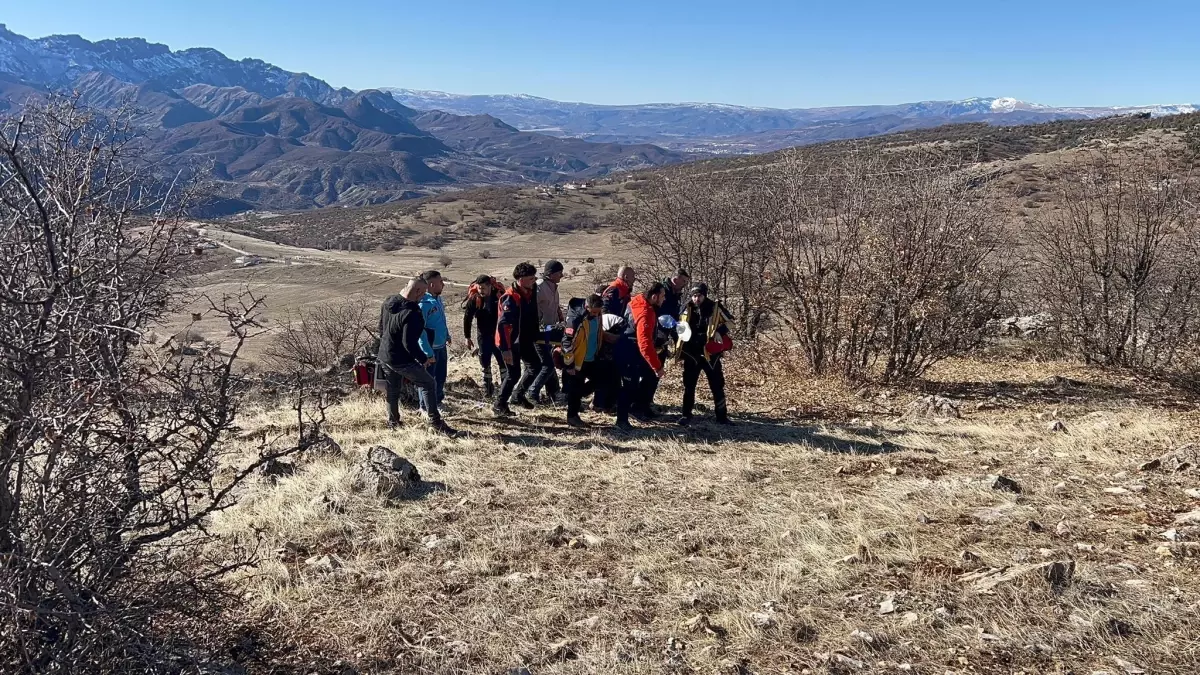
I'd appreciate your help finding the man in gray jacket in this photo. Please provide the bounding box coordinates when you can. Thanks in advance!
[377,276,457,435]
[529,259,566,405]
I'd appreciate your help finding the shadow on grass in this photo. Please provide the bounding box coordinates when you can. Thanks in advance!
[919,374,1199,409]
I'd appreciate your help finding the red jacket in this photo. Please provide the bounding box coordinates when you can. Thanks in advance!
[627,294,662,371]
[495,284,535,351]
[602,278,632,315]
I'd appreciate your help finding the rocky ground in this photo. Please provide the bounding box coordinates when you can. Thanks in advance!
[208,354,1200,674]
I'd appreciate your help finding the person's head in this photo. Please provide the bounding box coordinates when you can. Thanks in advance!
[643,281,667,308]
[402,276,428,301]
[690,282,709,305]
[421,270,444,296]
[585,293,604,317]
[513,262,537,291]
[671,268,691,292]
[618,265,635,285]
[474,274,495,297]
[544,259,565,284]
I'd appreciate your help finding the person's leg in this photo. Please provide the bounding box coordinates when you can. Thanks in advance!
[709,358,730,422]
[477,336,495,398]
[496,357,520,411]
[616,355,639,427]
[399,364,440,423]
[435,346,448,403]
[681,357,701,418]
[385,367,403,425]
[565,368,583,418]
[634,363,659,417]
[514,344,541,404]
[418,351,436,413]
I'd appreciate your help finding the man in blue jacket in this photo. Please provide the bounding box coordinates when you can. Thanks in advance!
[418,270,451,414]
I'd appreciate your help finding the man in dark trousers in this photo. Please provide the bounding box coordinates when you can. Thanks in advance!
[494,262,540,417]
[529,259,566,405]
[463,274,504,399]
[561,294,606,427]
[377,276,457,435]
[676,282,734,426]
[614,282,667,431]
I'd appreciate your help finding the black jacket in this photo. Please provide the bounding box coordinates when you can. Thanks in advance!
[681,298,729,357]
[377,295,426,368]
[463,291,499,339]
[496,285,537,351]
[660,278,684,319]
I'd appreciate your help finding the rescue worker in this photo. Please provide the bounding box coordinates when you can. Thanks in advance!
[561,294,606,427]
[614,282,666,431]
[529,259,566,405]
[602,265,636,316]
[494,262,540,417]
[676,283,735,426]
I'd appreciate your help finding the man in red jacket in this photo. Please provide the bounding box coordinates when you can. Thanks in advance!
[614,281,667,431]
[602,265,635,316]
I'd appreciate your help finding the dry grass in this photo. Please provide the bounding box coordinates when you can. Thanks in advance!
[211,355,1200,674]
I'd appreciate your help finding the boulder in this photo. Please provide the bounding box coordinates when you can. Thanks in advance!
[987,474,1022,494]
[260,458,296,480]
[304,433,344,459]
[350,446,423,501]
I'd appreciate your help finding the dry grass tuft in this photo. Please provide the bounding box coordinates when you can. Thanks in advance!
[211,356,1200,674]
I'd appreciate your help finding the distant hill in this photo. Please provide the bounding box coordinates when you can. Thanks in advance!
[385,89,1200,153]
[0,26,688,213]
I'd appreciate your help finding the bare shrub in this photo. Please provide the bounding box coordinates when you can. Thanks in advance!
[265,299,374,371]
[438,253,453,268]
[1031,148,1200,370]
[411,233,447,250]
[619,148,1010,381]
[0,99,317,671]
[479,249,492,259]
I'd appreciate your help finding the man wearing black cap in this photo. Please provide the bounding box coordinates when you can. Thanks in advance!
[676,283,734,426]
[529,259,566,405]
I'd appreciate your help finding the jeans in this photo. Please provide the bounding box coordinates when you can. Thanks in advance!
[682,353,727,419]
[513,343,541,400]
[476,334,503,388]
[419,346,448,413]
[384,362,440,423]
[565,361,599,417]
[529,342,561,402]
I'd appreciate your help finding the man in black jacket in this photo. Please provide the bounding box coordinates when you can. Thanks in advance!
[463,274,504,399]
[377,276,456,435]
[493,262,540,417]
[676,283,733,426]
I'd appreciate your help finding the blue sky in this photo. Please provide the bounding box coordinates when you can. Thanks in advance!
[4,0,1198,108]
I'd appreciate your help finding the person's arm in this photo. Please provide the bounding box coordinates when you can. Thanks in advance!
[496,295,516,352]
[602,285,620,315]
[417,299,435,359]
[463,300,476,340]
[635,308,663,372]
[401,312,425,361]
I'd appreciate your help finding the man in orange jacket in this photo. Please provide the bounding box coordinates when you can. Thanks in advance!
[614,281,667,431]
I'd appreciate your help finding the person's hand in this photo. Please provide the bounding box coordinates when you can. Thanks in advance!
[465,337,475,351]
[426,357,436,366]
[502,351,513,366]
[654,368,665,379]
[566,367,577,376]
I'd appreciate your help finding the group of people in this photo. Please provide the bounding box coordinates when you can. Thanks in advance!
[375,261,733,435]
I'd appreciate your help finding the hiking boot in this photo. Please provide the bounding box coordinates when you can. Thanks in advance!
[483,381,495,399]
[716,416,736,426]
[513,395,536,410]
[387,419,401,430]
[566,414,587,428]
[431,419,459,437]
[492,405,516,419]
[613,420,635,433]
[677,415,692,427]
[630,410,653,424]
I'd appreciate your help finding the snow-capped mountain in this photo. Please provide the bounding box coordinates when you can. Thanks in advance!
[0,23,352,103]
[384,89,1199,152]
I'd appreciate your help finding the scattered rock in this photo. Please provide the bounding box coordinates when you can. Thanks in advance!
[849,629,876,645]
[1163,529,1181,542]
[1026,520,1044,532]
[1158,444,1199,472]
[570,615,601,630]
[1074,543,1096,552]
[958,560,1074,591]
[350,446,423,501]
[1138,458,1161,472]
[987,474,1022,493]
[260,458,296,480]
[310,491,348,513]
[1106,617,1136,637]
[1103,487,1131,495]
[749,612,776,628]
[884,467,901,476]
[544,524,571,546]
[1175,510,1200,526]
[1055,520,1073,537]
[1047,420,1068,433]
[304,434,344,459]
[682,613,726,637]
[304,554,342,573]
[878,593,896,615]
[631,572,650,588]
[1113,656,1146,674]
[905,395,961,419]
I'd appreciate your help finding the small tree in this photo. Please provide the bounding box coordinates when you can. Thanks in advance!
[1031,148,1200,370]
[0,99,316,671]
[264,299,374,372]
